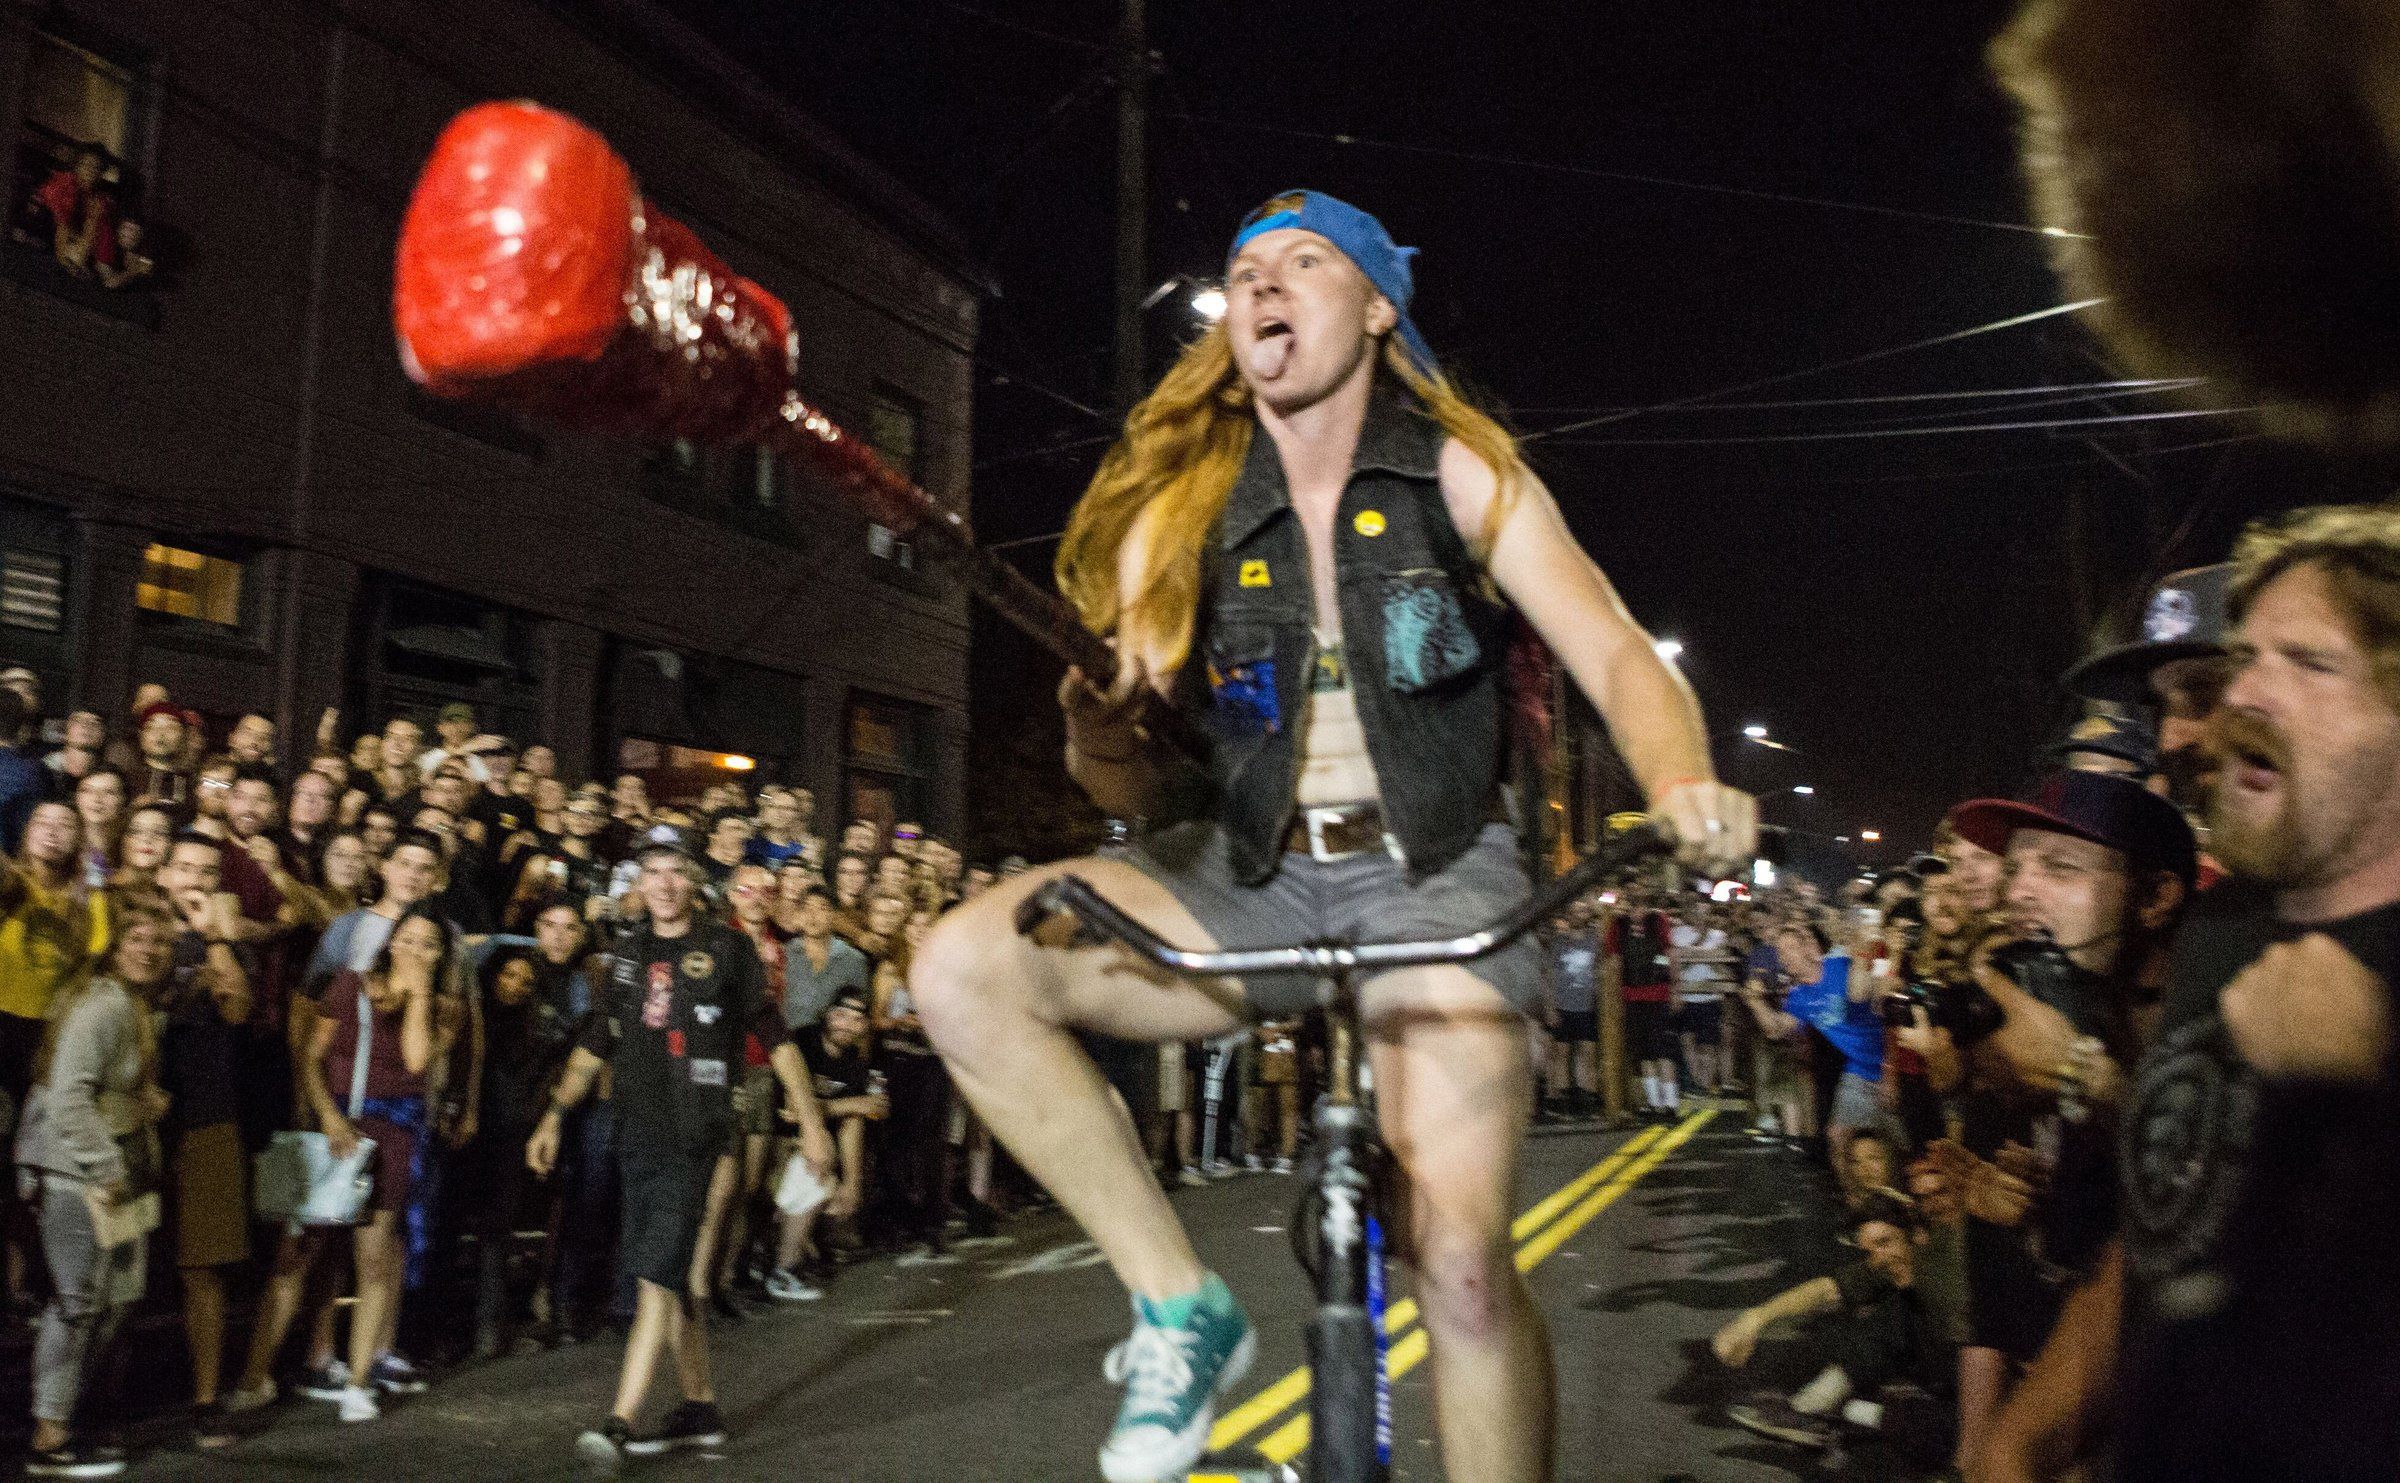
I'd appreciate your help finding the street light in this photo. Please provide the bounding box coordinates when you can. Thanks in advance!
[1791,784,1815,797]
[1655,637,1684,662]
[1742,724,1768,741]
[1861,829,1882,843]
[1190,286,1227,321]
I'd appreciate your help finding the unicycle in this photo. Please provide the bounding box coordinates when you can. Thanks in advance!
[1016,824,1668,1482]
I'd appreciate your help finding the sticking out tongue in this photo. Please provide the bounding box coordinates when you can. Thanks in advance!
[1246,325,1294,379]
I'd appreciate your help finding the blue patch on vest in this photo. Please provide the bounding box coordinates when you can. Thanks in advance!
[1208,654,1281,735]
[1382,574,1482,691]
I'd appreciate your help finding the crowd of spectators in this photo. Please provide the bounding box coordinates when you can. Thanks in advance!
[0,671,1030,1471]
[4,502,2398,1480]
[9,142,154,291]
[1525,506,2400,1482]
[0,664,1399,1474]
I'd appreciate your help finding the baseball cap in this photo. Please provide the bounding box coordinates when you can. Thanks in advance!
[1229,191,1437,374]
[437,702,476,725]
[2041,704,2160,776]
[2064,564,2233,705]
[633,823,695,862]
[1945,769,2197,884]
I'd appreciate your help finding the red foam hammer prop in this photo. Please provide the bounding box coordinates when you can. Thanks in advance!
[394,100,1114,681]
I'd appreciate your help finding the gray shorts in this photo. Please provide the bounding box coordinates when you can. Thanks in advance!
[1829,1069,1886,1133]
[1122,820,1540,1018]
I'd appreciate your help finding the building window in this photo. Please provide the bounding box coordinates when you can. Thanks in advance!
[640,437,711,510]
[861,386,927,573]
[863,386,923,481]
[843,692,927,829]
[136,543,244,627]
[0,548,65,632]
[8,22,156,299]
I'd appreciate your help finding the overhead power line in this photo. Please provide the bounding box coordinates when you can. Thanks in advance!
[1513,378,2200,417]
[1523,297,2108,442]
[1169,112,2079,242]
[1546,405,2254,448]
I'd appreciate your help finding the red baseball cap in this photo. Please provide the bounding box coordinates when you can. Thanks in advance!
[1945,769,2197,884]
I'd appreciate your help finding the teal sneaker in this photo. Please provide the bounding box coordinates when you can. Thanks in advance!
[1098,1274,1256,1483]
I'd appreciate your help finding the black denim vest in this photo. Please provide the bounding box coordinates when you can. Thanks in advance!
[1188,385,1509,886]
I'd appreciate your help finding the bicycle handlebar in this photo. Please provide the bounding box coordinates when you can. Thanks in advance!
[1013,822,1674,980]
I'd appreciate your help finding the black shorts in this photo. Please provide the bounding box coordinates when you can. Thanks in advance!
[1676,996,1724,1043]
[1625,998,1676,1059]
[617,1149,716,1293]
[1554,1010,1598,1044]
[1963,1220,2068,1364]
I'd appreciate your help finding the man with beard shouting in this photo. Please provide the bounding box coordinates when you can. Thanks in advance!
[1976,504,2400,1483]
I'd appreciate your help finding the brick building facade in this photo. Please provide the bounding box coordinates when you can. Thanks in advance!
[0,0,979,833]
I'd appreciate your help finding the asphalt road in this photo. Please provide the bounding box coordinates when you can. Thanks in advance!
[128,1113,1885,1483]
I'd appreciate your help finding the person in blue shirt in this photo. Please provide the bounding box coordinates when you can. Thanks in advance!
[0,688,44,854]
[1753,921,1887,1188]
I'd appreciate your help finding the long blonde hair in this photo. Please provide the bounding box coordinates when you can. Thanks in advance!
[1057,319,1527,675]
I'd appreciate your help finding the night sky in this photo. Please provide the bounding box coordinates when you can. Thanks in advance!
[658,1,2361,856]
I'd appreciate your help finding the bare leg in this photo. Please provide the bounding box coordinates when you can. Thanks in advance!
[183,1267,226,1405]
[1956,1344,2009,1474]
[717,1133,770,1289]
[692,1155,737,1301]
[775,1204,820,1272]
[234,1228,322,1392]
[1370,966,1552,1483]
[669,1292,713,1403]
[346,1214,402,1388]
[965,1118,993,1205]
[912,858,1243,1302]
[612,1280,676,1423]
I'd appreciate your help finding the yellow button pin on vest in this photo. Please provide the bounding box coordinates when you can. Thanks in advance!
[1353,509,1387,537]
[1238,559,1272,588]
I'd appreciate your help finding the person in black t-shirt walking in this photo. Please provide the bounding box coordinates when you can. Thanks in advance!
[526,835,835,1470]
[1978,505,2400,1483]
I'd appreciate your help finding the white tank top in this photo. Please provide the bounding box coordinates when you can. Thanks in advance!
[1296,628,1384,807]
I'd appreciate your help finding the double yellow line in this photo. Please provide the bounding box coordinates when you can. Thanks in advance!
[1202,1108,1717,1468]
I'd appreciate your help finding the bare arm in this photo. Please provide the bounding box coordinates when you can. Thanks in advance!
[198,941,251,1028]
[1712,1274,1846,1367]
[768,1039,837,1174]
[396,974,435,1076]
[302,1011,345,1131]
[524,1045,606,1176]
[1444,447,1703,794]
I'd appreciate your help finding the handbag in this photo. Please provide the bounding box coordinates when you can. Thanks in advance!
[252,974,381,1225]
[774,1150,831,1218]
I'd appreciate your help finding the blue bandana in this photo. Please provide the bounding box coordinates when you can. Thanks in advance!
[1228,191,1437,374]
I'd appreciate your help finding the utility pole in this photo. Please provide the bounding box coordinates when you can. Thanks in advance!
[1112,0,1148,416]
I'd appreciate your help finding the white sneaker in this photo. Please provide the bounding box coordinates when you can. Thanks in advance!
[222,1379,276,1414]
[1270,1157,1294,1175]
[296,1360,352,1401]
[764,1269,823,1303]
[336,1385,380,1424]
[1177,1165,1209,1188]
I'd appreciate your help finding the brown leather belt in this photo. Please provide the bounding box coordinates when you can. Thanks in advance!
[1284,802,1396,862]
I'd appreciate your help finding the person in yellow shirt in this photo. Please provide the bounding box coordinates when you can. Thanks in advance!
[0,801,110,1111]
